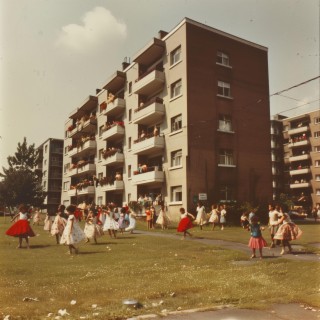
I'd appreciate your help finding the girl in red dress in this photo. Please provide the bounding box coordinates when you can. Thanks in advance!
[6,204,35,249]
[177,207,194,239]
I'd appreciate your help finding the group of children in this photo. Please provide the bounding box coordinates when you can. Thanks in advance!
[5,202,303,259]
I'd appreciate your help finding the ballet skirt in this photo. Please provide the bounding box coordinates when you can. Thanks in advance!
[6,212,35,238]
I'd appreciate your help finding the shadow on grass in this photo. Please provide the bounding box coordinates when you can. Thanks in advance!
[77,251,104,255]
[29,245,52,249]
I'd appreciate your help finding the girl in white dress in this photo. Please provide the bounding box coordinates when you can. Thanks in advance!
[51,205,68,244]
[156,205,169,230]
[195,202,207,230]
[103,206,119,238]
[60,205,86,254]
[125,211,137,233]
[209,204,219,230]
[84,210,104,243]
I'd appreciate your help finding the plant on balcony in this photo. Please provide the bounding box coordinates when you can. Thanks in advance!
[67,145,75,152]
[100,102,107,111]
[67,124,75,132]
[99,176,109,186]
[76,179,93,190]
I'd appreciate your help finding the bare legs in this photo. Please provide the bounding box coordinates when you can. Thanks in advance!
[280,240,292,255]
[17,236,30,249]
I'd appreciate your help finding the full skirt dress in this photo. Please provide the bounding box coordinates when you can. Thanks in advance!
[177,216,194,232]
[248,236,268,249]
[6,220,35,238]
[273,222,302,241]
[60,215,86,245]
[50,216,67,236]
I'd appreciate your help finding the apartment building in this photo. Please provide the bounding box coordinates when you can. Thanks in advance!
[61,18,272,219]
[282,109,320,209]
[38,138,64,214]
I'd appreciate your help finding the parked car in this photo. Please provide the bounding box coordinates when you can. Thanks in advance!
[288,210,307,220]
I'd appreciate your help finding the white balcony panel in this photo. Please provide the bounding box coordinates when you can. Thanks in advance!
[77,163,96,175]
[290,168,310,175]
[288,140,309,148]
[133,102,165,125]
[68,127,78,138]
[103,98,125,117]
[68,148,77,157]
[132,70,165,96]
[289,154,310,162]
[75,140,97,158]
[132,136,165,155]
[101,152,124,166]
[68,189,77,197]
[132,170,164,185]
[288,126,308,135]
[77,186,95,195]
[102,125,125,141]
[101,180,124,192]
[67,168,78,177]
[290,182,311,189]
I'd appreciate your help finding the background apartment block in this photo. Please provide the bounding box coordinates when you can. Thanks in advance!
[38,138,63,214]
[61,18,273,219]
[282,109,320,210]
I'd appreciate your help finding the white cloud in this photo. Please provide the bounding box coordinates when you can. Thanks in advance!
[55,7,127,52]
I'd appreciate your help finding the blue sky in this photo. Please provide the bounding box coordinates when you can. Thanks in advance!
[0,0,319,170]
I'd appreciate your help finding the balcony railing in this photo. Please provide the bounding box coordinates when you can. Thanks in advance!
[71,140,97,158]
[68,189,77,197]
[132,68,165,95]
[289,168,310,175]
[101,151,124,167]
[103,98,125,117]
[77,186,95,195]
[289,154,310,162]
[101,180,124,192]
[68,117,97,139]
[132,168,164,185]
[290,182,311,189]
[77,163,96,175]
[133,97,165,125]
[132,135,165,155]
[288,140,309,148]
[102,123,125,141]
[288,126,309,136]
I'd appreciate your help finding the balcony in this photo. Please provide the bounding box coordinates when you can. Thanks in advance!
[102,70,126,93]
[101,152,124,167]
[68,189,77,197]
[290,182,311,189]
[289,154,310,162]
[132,69,165,96]
[288,140,309,148]
[77,186,95,195]
[102,124,125,141]
[77,163,96,175]
[74,140,96,158]
[132,169,164,186]
[132,135,165,155]
[68,118,97,139]
[103,98,125,117]
[290,168,310,175]
[288,126,309,136]
[69,95,98,120]
[67,167,78,177]
[101,180,124,192]
[133,98,165,125]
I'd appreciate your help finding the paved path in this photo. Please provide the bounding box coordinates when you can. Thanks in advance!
[136,230,320,262]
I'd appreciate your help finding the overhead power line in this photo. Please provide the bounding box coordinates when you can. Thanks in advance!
[270,76,320,97]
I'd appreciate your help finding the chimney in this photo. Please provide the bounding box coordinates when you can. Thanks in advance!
[96,89,102,94]
[158,30,168,39]
[122,57,130,70]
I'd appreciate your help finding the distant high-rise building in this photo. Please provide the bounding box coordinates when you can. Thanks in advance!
[61,18,272,219]
[38,138,63,214]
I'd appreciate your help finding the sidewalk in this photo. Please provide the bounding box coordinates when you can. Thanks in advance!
[137,230,320,262]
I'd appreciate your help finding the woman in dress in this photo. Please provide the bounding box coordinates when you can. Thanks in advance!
[51,205,68,244]
[273,206,303,255]
[118,207,127,234]
[60,205,86,254]
[32,208,42,226]
[125,211,137,233]
[6,204,35,249]
[177,207,194,239]
[209,204,219,230]
[103,206,119,238]
[84,209,104,243]
[156,205,169,230]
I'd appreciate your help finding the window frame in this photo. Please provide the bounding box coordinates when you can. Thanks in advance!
[170,149,182,168]
[218,114,233,132]
[216,51,231,67]
[217,81,232,98]
[170,46,181,66]
[218,149,235,167]
[170,79,182,99]
[170,185,182,203]
[171,114,182,133]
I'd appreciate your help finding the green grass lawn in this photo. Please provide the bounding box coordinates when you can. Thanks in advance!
[0,217,319,320]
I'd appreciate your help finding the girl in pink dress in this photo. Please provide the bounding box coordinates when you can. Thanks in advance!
[248,216,268,259]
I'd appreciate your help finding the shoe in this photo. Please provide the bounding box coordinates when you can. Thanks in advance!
[250,255,256,259]
[280,249,285,255]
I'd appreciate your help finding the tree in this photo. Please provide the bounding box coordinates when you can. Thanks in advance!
[0,138,46,207]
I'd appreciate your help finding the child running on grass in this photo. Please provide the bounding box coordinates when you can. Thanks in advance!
[248,215,268,259]
[177,207,194,239]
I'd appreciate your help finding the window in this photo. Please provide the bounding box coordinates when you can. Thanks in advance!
[99,125,104,137]
[43,181,47,189]
[171,114,182,132]
[314,131,320,138]
[97,196,103,206]
[171,150,182,167]
[170,46,181,65]
[128,137,132,150]
[316,160,320,167]
[315,146,320,152]
[315,117,320,124]
[219,149,234,166]
[171,186,182,202]
[316,189,320,196]
[128,81,132,94]
[315,174,320,181]
[171,79,182,99]
[44,145,48,153]
[128,193,131,203]
[63,181,69,191]
[98,172,103,180]
[217,81,231,98]
[64,163,70,173]
[219,185,234,201]
[218,114,233,132]
[98,149,104,161]
[43,170,47,178]
[217,51,230,66]
[129,109,132,122]
[128,165,132,179]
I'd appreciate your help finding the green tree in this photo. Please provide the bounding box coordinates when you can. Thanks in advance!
[0,137,46,207]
